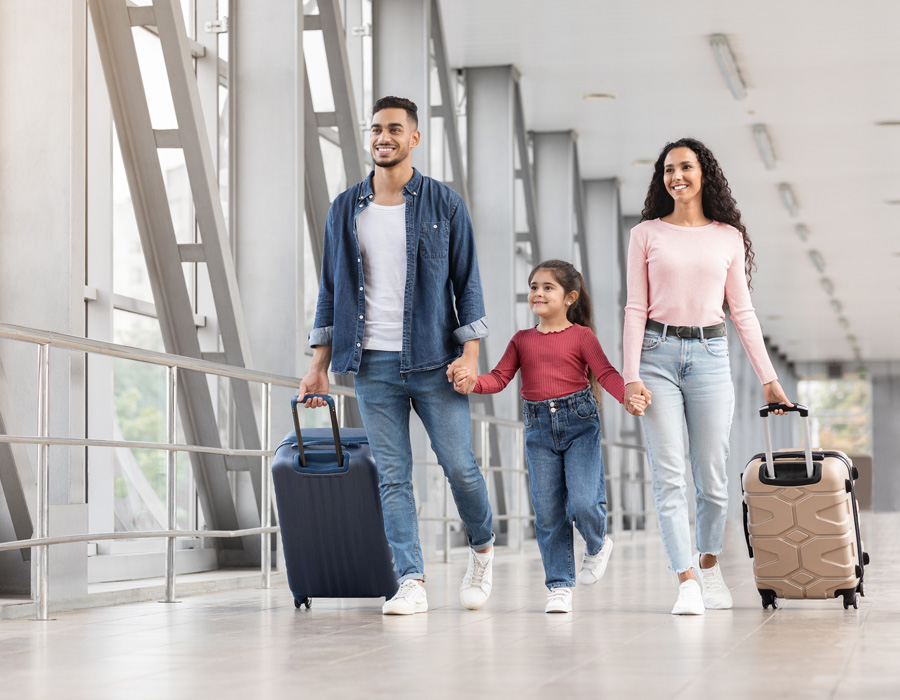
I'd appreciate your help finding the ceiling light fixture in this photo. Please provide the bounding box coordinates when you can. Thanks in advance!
[885,200,900,205]
[808,249,826,274]
[631,158,655,167]
[709,34,747,100]
[838,317,850,330]
[820,277,834,295]
[778,183,799,216]
[582,92,617,101]
[830,299,843,314]
[751,124,776,170]
[795,224,809,241]
[875,120,900,126]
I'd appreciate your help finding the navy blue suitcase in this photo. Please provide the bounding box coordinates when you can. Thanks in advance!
[271,394,398,609]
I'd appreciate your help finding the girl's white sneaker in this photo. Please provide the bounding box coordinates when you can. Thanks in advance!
[545,587,573,613]
[578,535,614,585]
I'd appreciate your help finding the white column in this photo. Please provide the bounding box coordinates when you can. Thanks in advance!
[232,1,305,437]
[372,0,430,174]
[534,131,577,264]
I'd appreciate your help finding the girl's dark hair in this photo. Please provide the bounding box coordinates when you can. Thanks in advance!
[529,260,603,406]
[640,137,756,289]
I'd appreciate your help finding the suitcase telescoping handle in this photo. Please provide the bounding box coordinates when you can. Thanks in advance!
[759,402,813,479]
[291,394,344,468]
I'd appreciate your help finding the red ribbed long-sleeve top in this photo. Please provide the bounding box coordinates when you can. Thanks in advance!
[473,324,625,403]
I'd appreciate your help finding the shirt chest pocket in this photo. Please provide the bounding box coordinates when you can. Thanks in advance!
[419,221,450,259]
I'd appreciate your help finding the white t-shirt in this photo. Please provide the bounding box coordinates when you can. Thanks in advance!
[356,202,407,351]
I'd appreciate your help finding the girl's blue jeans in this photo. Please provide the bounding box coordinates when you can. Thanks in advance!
[638,328,735,574]
[523,387,608,590]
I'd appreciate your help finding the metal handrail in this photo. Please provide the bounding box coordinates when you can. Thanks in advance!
[0,321,650,619]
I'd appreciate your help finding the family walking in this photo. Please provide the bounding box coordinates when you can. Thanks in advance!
[299,95,788,616]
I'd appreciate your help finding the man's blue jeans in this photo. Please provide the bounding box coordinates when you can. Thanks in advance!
[523,387,608,590]
[639,329,734,574]
[354,350,494,583]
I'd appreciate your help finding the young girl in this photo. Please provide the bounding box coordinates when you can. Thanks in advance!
[454,260,646,613]
[624,138,790,615]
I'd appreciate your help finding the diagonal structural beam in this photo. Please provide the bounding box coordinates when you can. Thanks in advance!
[88,0,244,546]
[150,0,263,506]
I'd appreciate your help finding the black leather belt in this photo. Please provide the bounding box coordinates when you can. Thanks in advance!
[646,319,726,339]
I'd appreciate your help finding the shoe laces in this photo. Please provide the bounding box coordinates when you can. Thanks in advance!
[463,553,488,588]
[396,579,421,600]
[700,566,724,592]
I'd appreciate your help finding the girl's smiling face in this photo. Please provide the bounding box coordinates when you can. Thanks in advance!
[528,269,577,321]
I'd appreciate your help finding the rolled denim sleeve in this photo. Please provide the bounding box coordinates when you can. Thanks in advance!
[453,316,488,345]
[308,325,333,347]
[447,196,489,338]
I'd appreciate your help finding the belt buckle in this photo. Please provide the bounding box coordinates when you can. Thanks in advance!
[675,326,691,339]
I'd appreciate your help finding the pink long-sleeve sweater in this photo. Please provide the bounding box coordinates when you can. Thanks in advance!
[623,218,777,385]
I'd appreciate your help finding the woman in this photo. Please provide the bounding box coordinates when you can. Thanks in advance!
[623,137,790,615]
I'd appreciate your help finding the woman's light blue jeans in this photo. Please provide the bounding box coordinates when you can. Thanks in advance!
[523,387,608,589]
[639,329,734,574]
[354,350,494,583]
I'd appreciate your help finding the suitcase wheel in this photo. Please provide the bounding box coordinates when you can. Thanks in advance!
[858,581,867,597]
[863,552,870,566]
[759,589,778,610]
[842,592,860,610]
[293,596,312,610]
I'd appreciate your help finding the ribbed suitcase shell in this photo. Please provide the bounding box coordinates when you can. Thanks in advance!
[742,448,863,602]
[272,427,398,605]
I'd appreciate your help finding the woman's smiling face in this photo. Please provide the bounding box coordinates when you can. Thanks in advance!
[663,147,704,205]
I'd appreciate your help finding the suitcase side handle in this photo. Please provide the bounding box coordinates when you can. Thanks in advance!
[291,394,344,468]
[759,402,813,479]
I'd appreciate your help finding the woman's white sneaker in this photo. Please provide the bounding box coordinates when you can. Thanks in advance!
[545,587,573,613]
[578,535,614,585]
[693,554,734,609]
[671,579,704,615]
[382,579,428,615]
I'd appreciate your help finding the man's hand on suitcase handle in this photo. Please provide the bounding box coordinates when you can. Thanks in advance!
[299,371,330,408]
[763,380,792,415]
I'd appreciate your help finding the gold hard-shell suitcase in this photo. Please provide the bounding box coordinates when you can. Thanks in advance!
[741,403,869,610]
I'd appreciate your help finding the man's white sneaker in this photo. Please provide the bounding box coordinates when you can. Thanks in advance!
[545,587,573,613]
[382,579,428,615]
[460,548,493,610]
[671,579,705,615]
[694,553,734,609]
[578,535,614,585]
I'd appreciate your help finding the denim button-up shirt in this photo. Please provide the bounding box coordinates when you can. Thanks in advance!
[309,168,489,374]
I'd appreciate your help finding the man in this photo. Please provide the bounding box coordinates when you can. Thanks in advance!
[299,96,494,615]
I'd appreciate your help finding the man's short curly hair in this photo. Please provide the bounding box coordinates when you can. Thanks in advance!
[372,96,418,129]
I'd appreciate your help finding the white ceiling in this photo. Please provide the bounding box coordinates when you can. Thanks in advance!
[441,0,900,367]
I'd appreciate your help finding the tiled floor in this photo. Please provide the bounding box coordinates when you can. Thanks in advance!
[1,514,897,700]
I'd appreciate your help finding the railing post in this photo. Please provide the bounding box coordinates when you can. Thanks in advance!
[261,382,272,589]
[162,365,179,603]
[34,343,51,621]
[480,421,490,497]
[516,426,526,555]
[443,478,451,563]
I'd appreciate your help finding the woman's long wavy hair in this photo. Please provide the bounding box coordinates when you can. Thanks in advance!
[529,259,603,407]
[640,137,756,289]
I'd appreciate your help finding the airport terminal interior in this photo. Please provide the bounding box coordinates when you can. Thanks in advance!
[2,0,900,698]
